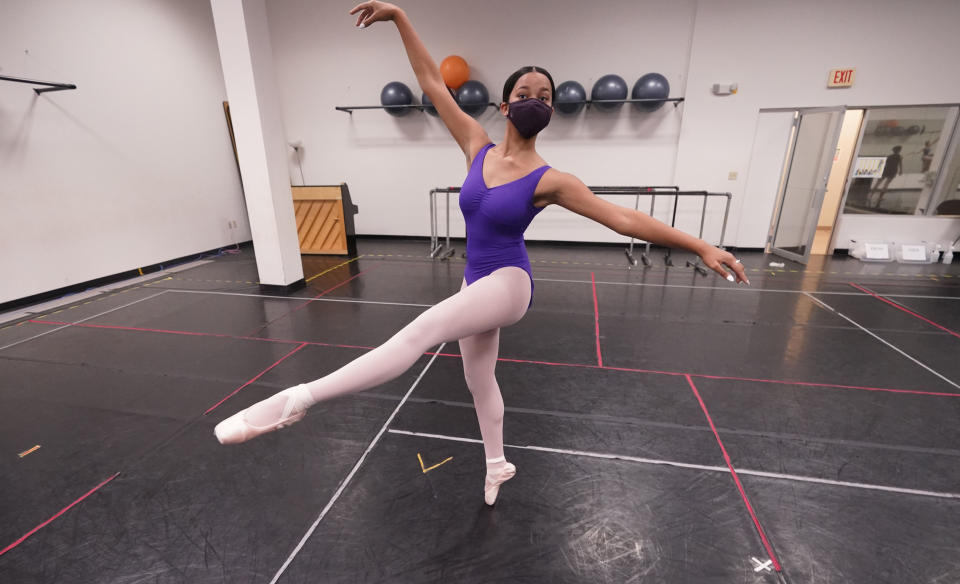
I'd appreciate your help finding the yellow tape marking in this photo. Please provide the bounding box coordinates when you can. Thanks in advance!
[418,452,453,474]
[18,445,41,458]
[305,255,364,283]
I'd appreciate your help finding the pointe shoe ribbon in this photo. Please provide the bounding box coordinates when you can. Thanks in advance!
[484,457,516,506]
[214,384,312,445]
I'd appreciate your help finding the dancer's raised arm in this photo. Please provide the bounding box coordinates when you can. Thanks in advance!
[349,1,491,163]
[539,171,750,284]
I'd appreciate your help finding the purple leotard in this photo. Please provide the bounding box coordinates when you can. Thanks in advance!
[459,143,549,299]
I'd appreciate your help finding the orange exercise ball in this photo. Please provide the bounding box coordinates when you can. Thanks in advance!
[440,55,469,90]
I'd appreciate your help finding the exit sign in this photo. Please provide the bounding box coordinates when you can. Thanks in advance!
[828,68,856,88]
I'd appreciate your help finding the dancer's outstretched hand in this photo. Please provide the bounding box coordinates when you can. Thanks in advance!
[349,1,401,28]
[699,246,750,285]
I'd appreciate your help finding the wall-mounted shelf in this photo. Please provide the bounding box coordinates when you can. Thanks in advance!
[0,74,77,94]
[335,97,684,113]
[568,97,685,108]
[336,103,497,114]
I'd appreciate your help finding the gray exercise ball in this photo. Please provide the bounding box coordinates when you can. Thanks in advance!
[457,80,489,117]
[591,74,627,111]
[631,73,670,112]
[555,80,586,115]
[380,81,414,117]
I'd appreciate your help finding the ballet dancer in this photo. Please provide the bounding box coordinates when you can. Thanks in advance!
[215,1,750,506]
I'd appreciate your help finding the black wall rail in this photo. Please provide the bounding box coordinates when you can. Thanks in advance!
[1,74,77,94]
[335,97,683,114]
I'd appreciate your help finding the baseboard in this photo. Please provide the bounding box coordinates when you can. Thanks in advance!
[259,279,306,294]
[0,241,253,313]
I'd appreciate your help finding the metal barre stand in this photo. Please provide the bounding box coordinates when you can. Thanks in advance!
[429,187,459,259]
[428,186,732,272]
[681,191,732,275]
[591,186,678,267]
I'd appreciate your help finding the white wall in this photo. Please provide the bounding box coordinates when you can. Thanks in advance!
[0,0,247,304]
[265,0,697,243]
[5,0,960,305]
[267,0,960,250]
[678,0,960,248]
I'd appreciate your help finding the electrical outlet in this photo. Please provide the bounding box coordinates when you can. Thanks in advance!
[728,171,738,180]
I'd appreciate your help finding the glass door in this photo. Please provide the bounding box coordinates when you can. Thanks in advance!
[771,107,845,264]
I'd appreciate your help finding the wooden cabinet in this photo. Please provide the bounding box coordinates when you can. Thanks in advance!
[291,185,351,255]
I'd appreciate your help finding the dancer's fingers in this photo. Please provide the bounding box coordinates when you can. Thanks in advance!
[349,2,372,27]
[728,258,751,285]
[706,258,734,282]
[348,1,371,15]
[703,249,750,285]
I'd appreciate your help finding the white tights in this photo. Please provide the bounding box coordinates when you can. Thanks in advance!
[243,266,532,462]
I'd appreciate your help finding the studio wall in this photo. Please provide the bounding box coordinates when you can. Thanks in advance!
[1,0,248,304]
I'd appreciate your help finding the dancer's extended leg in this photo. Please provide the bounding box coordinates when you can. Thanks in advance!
[215,267,532,444]
[460,325,516,505]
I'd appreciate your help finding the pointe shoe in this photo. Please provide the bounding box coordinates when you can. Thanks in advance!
[484,457,516,506]
[214,384,312,445]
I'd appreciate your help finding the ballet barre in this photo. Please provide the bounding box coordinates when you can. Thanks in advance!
[590,186,680,266]
[428,186,732,270]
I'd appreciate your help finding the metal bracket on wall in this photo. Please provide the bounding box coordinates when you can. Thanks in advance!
[0,74,77,94]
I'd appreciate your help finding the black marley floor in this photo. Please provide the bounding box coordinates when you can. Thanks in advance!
[1,237,959,583]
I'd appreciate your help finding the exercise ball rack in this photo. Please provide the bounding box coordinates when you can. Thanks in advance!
[336,102,498,114]
[335,97,683,114]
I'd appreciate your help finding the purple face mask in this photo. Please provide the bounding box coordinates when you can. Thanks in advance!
[506,98,553,139]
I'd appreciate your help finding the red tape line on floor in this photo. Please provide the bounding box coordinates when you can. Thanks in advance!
[685,375,782,573]
[0,472,120,558]
[203,342,309,415]
[245,267,375,338]
[849,282,960,339]
[28,320,960,398]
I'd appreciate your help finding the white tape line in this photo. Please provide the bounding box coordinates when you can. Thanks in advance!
[735,468,960,499]
[388,429,729,474]
[536,278,960,300]
[804,292,959,391]
[164,288,431,308]
[391,429,960,500]
[269,345,445,584]
[0,260,212,326]
[0,290,169,352]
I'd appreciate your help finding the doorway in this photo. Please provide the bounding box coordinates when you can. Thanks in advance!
[813,110,864,253]
[768,108,864,263]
